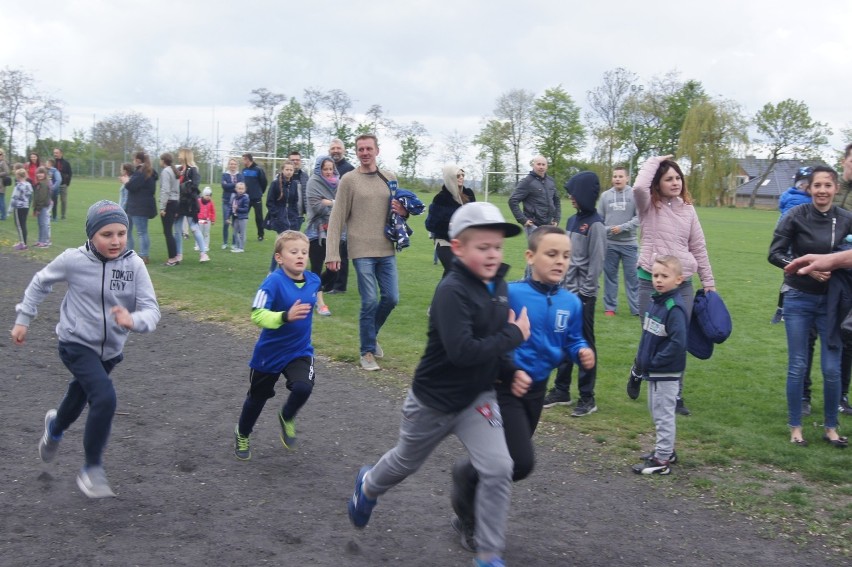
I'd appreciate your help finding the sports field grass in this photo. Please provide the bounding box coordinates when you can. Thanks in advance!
[2,177,849,552]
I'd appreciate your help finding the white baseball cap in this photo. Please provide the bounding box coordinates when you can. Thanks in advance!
[448,202,522,239]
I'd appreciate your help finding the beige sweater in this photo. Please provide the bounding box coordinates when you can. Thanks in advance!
[325,169,396,261]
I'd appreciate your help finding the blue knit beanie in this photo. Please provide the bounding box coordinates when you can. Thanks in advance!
[86,200,129,238]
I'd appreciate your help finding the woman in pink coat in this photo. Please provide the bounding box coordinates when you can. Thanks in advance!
[633,155,716,416]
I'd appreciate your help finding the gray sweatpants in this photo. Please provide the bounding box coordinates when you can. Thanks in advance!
[647,380,678,461]
[365,389,513,555]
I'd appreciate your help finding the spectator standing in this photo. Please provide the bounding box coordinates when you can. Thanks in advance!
[327,138,354,292]
[425,164,475,278]
[124,152,158,265]
[53,148,73,220]
[508,155,560,236]
[220,158,242,249]
[241,153,268,241]
[0,149,9,220]
[598,166,640,316]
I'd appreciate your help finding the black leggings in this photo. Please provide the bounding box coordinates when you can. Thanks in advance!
[14,207,28,243]
[161,200,179,258]
[309,238,344,291]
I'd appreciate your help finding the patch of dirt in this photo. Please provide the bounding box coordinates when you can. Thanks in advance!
[0,252,844,566]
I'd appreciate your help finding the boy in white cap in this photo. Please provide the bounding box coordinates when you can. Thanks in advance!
[347,202,530,567]
[11,200,160,498]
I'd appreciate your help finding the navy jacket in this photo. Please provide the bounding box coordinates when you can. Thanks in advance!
[266,175,303,232]
[413,259,523,413]
[425,186,475,241]
[241,162,268,200]
[635,289,688,380]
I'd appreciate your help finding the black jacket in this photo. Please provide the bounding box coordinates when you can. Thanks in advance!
[124,168,158,219]
[424,186,476,240]
[769,203,852,295]
[241,162,267,200]
[508,171,560,226]
[412,259,523,413]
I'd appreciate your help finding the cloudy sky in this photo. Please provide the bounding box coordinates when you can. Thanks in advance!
[3,0,849,174]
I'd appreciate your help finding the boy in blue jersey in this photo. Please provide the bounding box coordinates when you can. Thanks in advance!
[450,225,594,553]
[347,202,531,567]
[631,256,688,476]
[232,230,320,460]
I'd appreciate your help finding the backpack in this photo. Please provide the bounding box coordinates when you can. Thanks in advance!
[180,167,200,216]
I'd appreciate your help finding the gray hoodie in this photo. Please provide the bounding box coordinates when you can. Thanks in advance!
[596,185,639,246]
[15,244,160,360]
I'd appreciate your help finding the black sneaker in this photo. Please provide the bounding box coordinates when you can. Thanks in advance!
[640,450,677,464]
[675,398,691,416]
[802,400,811,417]
[770,307,783,325]
[542,389,572,408]
[451,515,476,553]
[840,395,852,415]
[632,457,671,475]
[571,398,597,417]
[627,365,643,400]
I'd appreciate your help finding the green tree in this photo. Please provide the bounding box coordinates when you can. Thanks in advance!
[472,120,511,194]
[748,99,831,207]
[276,97,313,157]
[677,98,749,206]
[532,85,585,185]
[396,121,431,181]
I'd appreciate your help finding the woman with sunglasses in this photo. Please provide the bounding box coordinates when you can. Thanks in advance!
[424,165,476,277]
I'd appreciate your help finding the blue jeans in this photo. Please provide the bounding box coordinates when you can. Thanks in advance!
[0,192,5,220]
[55,342,123,467]
[603,244,639,314]
[783,289,841,428]
[174,215,206,255]
[353,256,399,355]
[37,204,52,243]
[128,215,150,257]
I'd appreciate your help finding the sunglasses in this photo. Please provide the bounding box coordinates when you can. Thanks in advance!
[457,173,465,178]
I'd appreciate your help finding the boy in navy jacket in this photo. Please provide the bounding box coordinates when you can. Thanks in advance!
[632,255,688,475]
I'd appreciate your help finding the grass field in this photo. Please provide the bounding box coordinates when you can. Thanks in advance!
[2,177,849,553]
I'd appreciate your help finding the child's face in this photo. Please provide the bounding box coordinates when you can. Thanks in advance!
[236,185,246,195]
[451,228,505,282]
[652,262,683,294]
[91,223,128,259]
[274,239,309,279]
[525,232,571,285]
[282,164,294,178]
[36,171,46,179]
[612,170,628,189]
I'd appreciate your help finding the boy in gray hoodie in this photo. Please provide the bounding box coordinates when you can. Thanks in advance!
[543,172,606,416]
[12,200,160,498]
[597,167,640,316]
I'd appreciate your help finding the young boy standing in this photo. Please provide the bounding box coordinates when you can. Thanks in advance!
[347,202,530,567]
[543,172,606,416]
[450,225,595,553]
[598,166,640,316]
[12,200,160,497]
[632,256,688,475]
[233,231,320,460]
[230,182,249,253]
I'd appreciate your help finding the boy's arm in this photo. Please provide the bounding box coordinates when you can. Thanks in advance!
[127,261,160,333]
[14,252,70,327]
[432,285,525,367]
[649,307,688,370]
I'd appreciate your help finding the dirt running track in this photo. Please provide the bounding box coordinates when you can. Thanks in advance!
[0,252,842,567]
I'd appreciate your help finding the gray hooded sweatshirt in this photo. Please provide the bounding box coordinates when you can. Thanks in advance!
[15,243,160,360]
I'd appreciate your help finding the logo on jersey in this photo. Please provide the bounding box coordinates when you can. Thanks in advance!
[555,309,570,333]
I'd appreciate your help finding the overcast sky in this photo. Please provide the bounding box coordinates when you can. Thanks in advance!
[3,0,849,175]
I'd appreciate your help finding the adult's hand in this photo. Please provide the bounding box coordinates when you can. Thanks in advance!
[391,199,408,217]
[785,251,852,275]
[326,261,340,272]
[510,370,532,398]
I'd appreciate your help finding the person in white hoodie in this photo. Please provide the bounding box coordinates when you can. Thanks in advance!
[12,200,160,499]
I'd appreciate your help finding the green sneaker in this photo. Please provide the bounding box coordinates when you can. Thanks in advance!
[279,412,296,449]
[234,425,251,461]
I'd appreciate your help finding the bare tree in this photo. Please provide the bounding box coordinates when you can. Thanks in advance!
[0,67,37,157]
[440,129,469,165]
[586,67,636,171]
[325,89,355,142]
[301,87,325,153]
[494,89,535,178]
[92,111,154,162]
[26,95,64,155]
[245,88,286,155]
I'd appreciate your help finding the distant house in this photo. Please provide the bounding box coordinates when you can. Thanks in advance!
[733,156,829,209]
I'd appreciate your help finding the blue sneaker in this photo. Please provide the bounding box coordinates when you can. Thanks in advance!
[348,465,377,528]
[473,556,505,567]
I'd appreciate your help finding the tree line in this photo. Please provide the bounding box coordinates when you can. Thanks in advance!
[0,65,835,206]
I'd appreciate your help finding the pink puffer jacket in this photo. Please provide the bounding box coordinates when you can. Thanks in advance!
[634,156,715,288]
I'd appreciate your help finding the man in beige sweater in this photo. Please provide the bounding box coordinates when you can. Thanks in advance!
[325,134,409,371]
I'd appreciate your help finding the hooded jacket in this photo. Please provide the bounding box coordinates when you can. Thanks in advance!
[305,156,340,241]
[597,184,639,245]
[564,171,606,298]
[508,170,560,227]
[15,243,160,360]
[125,166,158,219]
[635,288,688,380]
[634,156,715,288]
[425,165,476,242]
[266,174,304,232]
[778,186,811,216]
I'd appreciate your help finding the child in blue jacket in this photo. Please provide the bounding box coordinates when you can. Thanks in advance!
[450,225,594,553]
[632,255,688,476]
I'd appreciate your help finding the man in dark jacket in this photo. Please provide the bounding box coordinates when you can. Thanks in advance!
[329,138,355,177]
[241,153,268,241]
[53,148,73,220]
[508,155,560,235]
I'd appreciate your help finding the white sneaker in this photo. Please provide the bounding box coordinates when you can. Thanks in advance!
[360,353,380,371]
[39,409,61,462]
[221,244,228,250]
[231,248,244,253]
[76,466,116,498]
[199,253,210,262]
[374,343,384,358]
